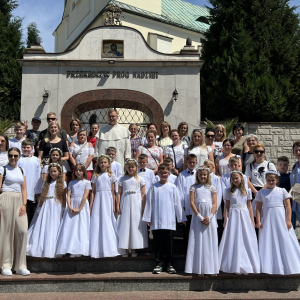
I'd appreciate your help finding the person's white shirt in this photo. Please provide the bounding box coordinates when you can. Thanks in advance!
[245,161,276,188]
[17,155,40,201]
[0,165,26,193]
[155,174,177,184]
[163,143,187,169]
[142,182,186,230]
[138,167,155,195]
[176,168,196,216]
[210,172,223,219]
[95,124,131,168]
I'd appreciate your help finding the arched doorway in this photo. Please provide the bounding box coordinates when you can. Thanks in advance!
[61,89,164,133]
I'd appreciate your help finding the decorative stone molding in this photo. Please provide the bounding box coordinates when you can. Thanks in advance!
[61,89,164,132]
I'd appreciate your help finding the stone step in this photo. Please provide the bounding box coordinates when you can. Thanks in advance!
[2,291,300,300]
[0,271,299,293]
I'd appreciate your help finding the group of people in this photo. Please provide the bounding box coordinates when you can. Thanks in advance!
[1,109,300,278]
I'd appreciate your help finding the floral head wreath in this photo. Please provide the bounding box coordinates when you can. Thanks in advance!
[48,163,62,172]
[196,166,210,172]
[230,170,243,176]
[49,148,63,156]
[98,154,112,163]
[265,170,281,177]
[125,158,138,167]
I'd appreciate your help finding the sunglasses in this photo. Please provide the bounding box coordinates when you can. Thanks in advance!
[192,129,202,133]
[254,150,265,154]
[8,154,19,158]
[47,118,56,121]
[206,134,215,138]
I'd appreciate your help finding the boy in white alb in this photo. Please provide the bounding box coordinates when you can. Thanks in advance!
[137,154,155,195]
[176,154,197,247]
[143,164,186,274]
[155,157,177,184]
[17,139,40,225]
[204,159,223,243]
[107,147,122,193]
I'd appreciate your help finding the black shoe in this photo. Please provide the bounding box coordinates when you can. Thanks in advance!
[152,265,162,274]
[167,266,176,274]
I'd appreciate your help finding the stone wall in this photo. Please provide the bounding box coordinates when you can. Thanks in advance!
[201,122,300,168]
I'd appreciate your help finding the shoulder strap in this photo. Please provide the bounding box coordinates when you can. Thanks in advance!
[2,166,6,186]
[143,146,158,166]
[19,167,24,175]
[74,142,87,159]
[267,162,270,170]
[293,161,298,183]
[171,145,178,169]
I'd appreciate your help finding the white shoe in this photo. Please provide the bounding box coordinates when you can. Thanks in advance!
[1,269,12,276]
[16,268,30,276]
[131,250,137,257]
[70,255,76,258]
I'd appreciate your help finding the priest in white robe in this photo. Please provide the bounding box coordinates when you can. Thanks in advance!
[95,109,131,167]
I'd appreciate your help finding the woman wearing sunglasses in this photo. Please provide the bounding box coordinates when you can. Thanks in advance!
[204,127,216,150]
[0,135,8,167]
[232,124,249,156]
[245,144,276,222]
[184,129,214,169]
[0,148,30,276]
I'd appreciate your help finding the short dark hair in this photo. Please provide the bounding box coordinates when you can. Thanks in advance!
[21,138,34,147]
[205,127,215,134]
[158,163,170,172]
[232,123,244,134]
[187,153,197,161]
[223,138,234,147]
[8,147,21,156]
[163,157,173,164]
[138,154,148,160]
[277,156,289,164]
[293,141,300,152]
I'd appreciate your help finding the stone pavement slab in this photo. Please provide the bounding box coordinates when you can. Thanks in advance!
[1,291,300,300]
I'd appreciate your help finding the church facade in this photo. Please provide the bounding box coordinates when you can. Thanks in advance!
[18,1,206,133]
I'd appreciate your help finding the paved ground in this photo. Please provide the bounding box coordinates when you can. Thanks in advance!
[1,291,300,300]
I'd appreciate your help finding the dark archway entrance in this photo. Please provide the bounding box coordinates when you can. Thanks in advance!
[61,89,164,133]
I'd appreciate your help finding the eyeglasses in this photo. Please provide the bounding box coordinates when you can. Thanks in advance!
[192,129,202,133]
[206,135,215,138]
[47,118,56,121]
[254,150,265,154]
[8,154,19,158]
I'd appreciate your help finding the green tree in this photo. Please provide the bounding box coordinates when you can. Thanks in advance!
[26,22,42,48]
[200,0,300,122]
[0,0,24,120]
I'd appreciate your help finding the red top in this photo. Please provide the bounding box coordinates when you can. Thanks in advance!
[87,136,97,148]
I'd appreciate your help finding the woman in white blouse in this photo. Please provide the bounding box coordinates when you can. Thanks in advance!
[0,147,30,276]
[164,129,186,173]
[183,129,214,170]
[69,129,94,180]
[0,135,8,167]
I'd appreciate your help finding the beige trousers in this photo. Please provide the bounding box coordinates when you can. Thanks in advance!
[0,192,28,271]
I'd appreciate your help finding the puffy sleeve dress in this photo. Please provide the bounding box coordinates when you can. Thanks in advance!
[218,188,260,274]
[56,179,91,256]
[255,187,300,275]
[117,176,148,250]
[185,184,219,275]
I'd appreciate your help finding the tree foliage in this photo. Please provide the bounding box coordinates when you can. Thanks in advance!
[0,0,24,120]
[26,22,42,48]
[201,0,300,122]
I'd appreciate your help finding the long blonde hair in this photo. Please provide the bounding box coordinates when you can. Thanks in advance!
[215,124,226,142]
[230,172,247,196]
[94,156,113,177]
[40,165,64,206]
[44,121,61,143]
[189,129,206,150]
[195,168,212,185]
[124,160,139,185]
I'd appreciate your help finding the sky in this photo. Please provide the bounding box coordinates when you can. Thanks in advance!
[13,0,300,53]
